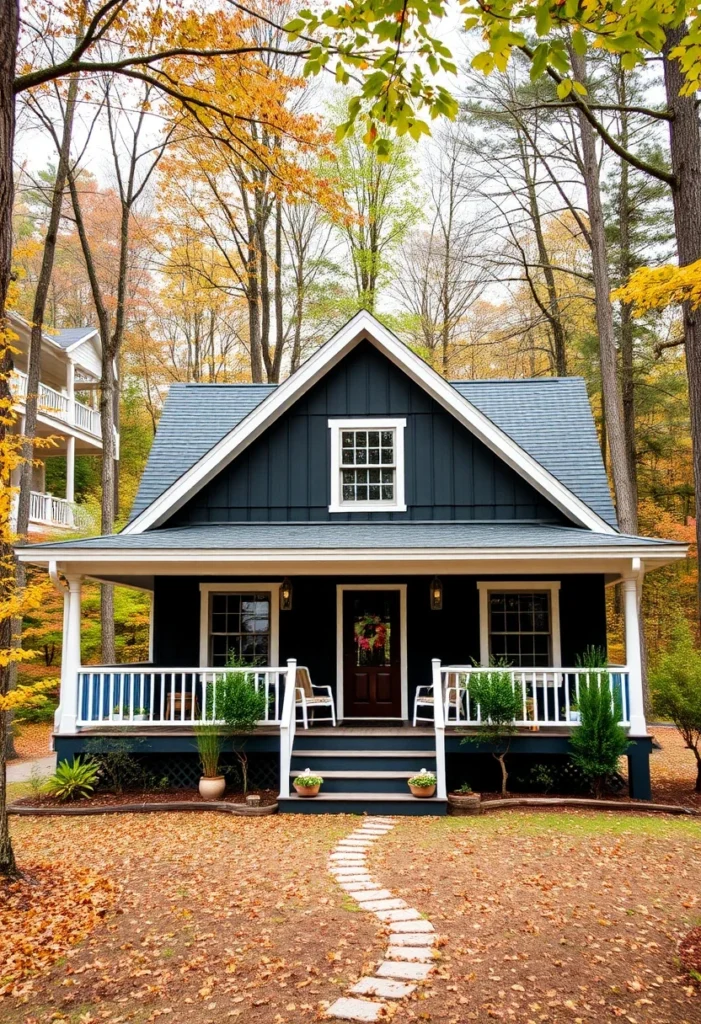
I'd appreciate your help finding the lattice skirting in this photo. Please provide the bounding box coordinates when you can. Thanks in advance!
[105,753,280,791]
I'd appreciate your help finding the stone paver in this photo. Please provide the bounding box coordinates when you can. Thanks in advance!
[326,817,438,1017]
[350,977,416,999]
[325,996,385,1021]
[376,961,433,981]
[357,897,408,912]
[388,932,437,945]
[374,908,421,922]
[389,919,434,933]
[386,946,434,961]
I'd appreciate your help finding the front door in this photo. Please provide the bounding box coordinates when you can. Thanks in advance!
[342,590,402,718]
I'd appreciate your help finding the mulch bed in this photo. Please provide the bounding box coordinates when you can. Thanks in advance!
[680,927,701,981]
[12,788,279,808]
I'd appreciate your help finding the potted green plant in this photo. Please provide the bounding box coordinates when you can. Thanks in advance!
[194,724,225,800]
[293,768,324,797]
[448,781,481,814]
[133,707,148,723]
[408,769,436,798]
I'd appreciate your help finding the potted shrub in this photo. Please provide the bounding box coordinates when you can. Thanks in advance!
[293,768,323,797]
[408,769,436,798]
[133,707,148,723]
[448,781,481,814]
[194,724,225,800]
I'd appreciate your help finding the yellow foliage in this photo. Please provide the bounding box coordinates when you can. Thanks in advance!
[612,260,701,315]
[0,678,56,712]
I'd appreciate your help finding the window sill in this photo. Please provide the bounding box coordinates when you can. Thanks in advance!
[328,503,408,514]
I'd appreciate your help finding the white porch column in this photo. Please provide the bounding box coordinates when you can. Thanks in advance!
[56,575,82,735]
[65,436,75,504]
[623,569,646,736]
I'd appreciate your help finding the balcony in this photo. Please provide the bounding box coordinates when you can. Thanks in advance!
[11,369,101,439]
[26,491,92,532]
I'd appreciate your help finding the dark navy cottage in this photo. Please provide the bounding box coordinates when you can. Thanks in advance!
[18,311,687,813]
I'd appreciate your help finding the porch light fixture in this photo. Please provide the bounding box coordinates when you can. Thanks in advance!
[430,576,443,611]
[280,578,293,611]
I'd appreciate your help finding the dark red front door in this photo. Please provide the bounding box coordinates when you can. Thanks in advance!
[343,590,402,718]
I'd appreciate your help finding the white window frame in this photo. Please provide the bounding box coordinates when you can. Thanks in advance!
[476,580,562,668]
[328,417,407,513]
[199,582,280,668]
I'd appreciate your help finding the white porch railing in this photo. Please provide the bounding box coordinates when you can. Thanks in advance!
[11,369,101,438]
[439,665,631,728]
[76,665,296,727]
[28,490,85,529]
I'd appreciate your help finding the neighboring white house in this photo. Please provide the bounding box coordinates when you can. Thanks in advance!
[8,311,117,534]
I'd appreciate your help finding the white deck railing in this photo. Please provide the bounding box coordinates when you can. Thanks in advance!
[439,665,631,728]
[76,665,295,727]
[11,369,101,438]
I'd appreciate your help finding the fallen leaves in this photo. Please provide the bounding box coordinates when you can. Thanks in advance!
[0,862,117,999]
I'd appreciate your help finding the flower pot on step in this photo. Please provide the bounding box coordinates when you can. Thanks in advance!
[448,792,482,815]
[199,776,226,801]
[294,783,320,797]
[409,783,436,798]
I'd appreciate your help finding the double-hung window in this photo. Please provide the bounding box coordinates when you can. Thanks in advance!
[328,418,406,512]
[477,581,561,667]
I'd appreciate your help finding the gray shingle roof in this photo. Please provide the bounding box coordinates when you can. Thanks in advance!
[452,378,617,528]
[53,327,98,349]
[129,376,617,528]
[130,384,276,520]
[19,521,673,552]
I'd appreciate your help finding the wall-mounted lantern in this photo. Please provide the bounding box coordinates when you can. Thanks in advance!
[280,578,293,611]
[429,576,443,611]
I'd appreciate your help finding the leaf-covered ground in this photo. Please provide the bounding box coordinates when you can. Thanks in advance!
[3,810,700,1024]
[8,722,53,762]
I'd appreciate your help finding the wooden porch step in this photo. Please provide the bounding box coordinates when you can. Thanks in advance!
[279,792,448,816]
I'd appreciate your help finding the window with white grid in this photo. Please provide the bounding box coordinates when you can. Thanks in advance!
[329,418,406,512]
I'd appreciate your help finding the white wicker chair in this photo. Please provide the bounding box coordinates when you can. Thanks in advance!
[413,681,462,725]
[295,666,336,728]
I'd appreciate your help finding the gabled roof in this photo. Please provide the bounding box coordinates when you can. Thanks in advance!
[53,327,99,350]
[125,311,618,535]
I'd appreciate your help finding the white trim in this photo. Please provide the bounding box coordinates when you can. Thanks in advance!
[328,417,406,513]
[122,310,617,535]
[198,582,280,669]
[336,583,408,721]
[19,544,688,569]
[477,580,562,668]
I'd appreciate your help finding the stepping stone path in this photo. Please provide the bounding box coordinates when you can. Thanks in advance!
[324,818,438,1021]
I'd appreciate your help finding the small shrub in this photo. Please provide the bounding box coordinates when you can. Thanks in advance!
[45,758,99,802]
[83,737,150,793]
[569,647,629,798]
[214,660,269,794]
[455,781,473,795]
[461,666,522,796]
[530,764,556,794]
[650,624,701,793]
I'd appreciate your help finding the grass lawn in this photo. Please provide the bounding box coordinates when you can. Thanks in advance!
[2,810,700,1024]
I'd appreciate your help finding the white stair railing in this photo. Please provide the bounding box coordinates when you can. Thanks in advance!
[431,658,447,800]
[278,659,298,799]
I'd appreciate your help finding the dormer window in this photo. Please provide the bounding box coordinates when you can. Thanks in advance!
[328,418,407,513]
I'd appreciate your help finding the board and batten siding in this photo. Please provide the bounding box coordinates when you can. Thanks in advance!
[168,341,568,525]
[152,574,607,703]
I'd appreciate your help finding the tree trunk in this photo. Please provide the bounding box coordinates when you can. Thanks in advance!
[663,26,701,623]
[247,223,263,383]
[16,49,80,542]
[572,52,638,535]
[271,197,284,383]
[0,0,20,880]
[66,168,115,662]
[695,753,701,794]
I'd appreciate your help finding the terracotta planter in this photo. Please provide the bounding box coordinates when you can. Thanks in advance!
[294,783,320,797]
[199,776,226,801]
[409,783,436,798]
[448,792,482,816]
